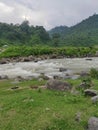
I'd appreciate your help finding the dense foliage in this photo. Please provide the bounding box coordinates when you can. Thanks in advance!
[49,26,69,37]
[0,14,98,47]
[49,14,98,46]
[0,20,50,46]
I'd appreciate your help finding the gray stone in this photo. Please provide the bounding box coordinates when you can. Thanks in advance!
[0,59,8,64]
[91,95,98,103]
[39,73,50,80]
[95,51,98,57]
[11,86,19,90]
[53,75,60,79]
[75,112,81,122]
[84,89,97,97]
[46,79,72,91]
[77,82,91,89]
[16,76,24,81]
[0,75,8,80]
[30,86,38,89]
[80,71,89,77]
[59,68,67,72]
[22,57,31,62]
[86,58,92,61]
[88,117,98,130]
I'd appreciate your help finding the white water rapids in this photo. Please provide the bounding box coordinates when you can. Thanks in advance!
[0,57,98,79]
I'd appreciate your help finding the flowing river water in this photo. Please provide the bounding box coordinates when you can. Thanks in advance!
[0,57,98,79]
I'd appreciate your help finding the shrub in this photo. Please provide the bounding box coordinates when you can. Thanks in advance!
[90,68,98,79]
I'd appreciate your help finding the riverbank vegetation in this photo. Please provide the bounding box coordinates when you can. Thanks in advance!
[0,45,97,58]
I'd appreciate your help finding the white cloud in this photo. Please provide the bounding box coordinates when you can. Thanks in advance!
[0,2,13,13]
[0,0,98,29]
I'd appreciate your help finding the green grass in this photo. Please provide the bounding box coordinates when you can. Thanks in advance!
[0,79,98,130]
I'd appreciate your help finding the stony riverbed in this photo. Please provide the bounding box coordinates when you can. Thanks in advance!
[0,57,98,79]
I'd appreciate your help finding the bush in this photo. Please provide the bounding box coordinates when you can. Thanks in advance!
[90,68,98,79]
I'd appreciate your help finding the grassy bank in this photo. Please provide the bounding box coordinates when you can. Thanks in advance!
[0,45,96,58]
[0,79,98,130]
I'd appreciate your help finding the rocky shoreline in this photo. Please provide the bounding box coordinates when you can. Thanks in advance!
[0,54,65,64]
[0,53,97,64]
[0,56,98,81]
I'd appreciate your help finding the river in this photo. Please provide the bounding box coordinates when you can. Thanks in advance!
[0,57,98,79]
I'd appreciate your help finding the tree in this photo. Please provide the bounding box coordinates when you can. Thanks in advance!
[52,33,60,47]
[20,20,30,34]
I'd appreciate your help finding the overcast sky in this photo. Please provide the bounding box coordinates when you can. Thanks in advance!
[0,0,98,30]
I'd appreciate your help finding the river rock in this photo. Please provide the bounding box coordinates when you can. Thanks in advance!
[11,86,19,90]
[46,79,72,91]
[50,54,57,59]
[80,71,89,77]
[88,117,98,130]
[77,80,92,89]
[86,58,92,61]
[59,68,67,72]
[0,59,8,64]
[15,76,24,81]
[53,75,61,80]
[22,57,31,62]
[28,55,35,61]
[0,75,8,80]
[34,59,39,62]
[39,73,50,80]
[78,83,88,89]
[30,86,38,89]
[84,89,97,97]
[75,112,81,122]
[91,95,98,103]
[95,51,98,57]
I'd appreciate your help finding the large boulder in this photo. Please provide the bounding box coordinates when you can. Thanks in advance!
[91,95,98,103]
[46,80,72,91]
[84,89,98,97]
[88,117,98,130]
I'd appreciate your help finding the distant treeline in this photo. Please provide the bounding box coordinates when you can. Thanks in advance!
[0,21,50,46]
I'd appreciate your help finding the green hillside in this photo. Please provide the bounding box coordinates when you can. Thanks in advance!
[0,14,98,47]
[49,26,69,37]
[49,14,98,46]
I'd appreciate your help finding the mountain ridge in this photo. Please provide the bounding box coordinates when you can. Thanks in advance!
[49,14,98,46]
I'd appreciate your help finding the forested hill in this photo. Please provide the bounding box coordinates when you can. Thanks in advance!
[49,26,69,37]
[0,14,98,47]
[49,14,98,46]
[0,21,50,46]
